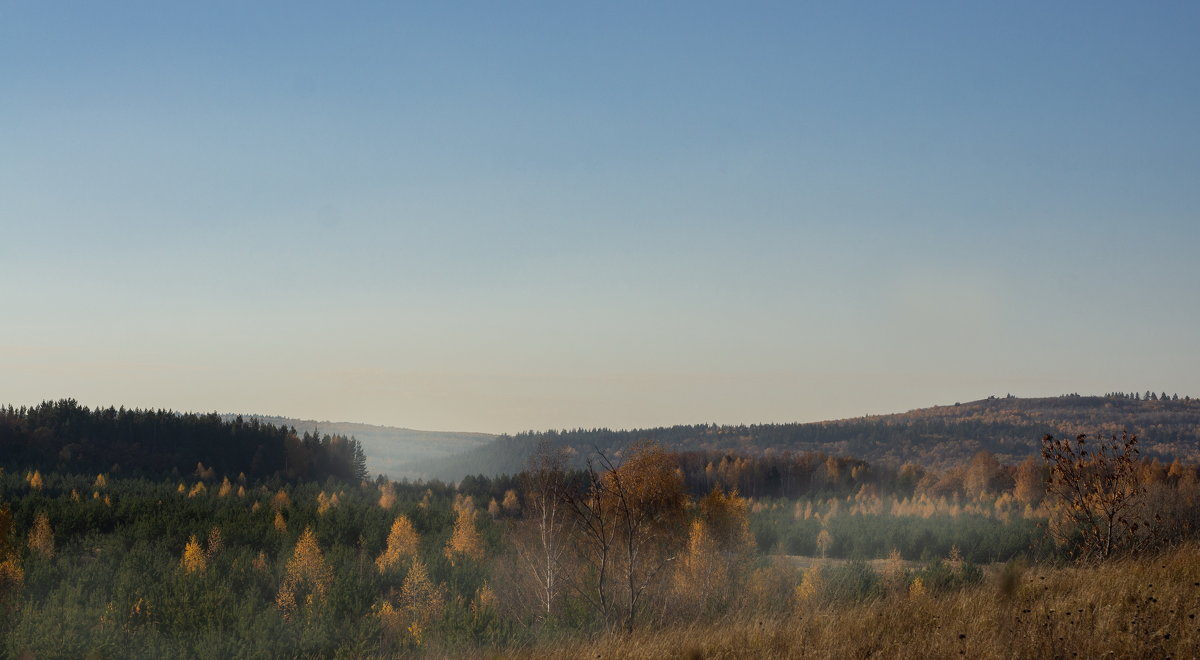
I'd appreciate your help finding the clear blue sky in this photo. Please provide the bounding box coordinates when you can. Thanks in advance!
[3,1,1198,433]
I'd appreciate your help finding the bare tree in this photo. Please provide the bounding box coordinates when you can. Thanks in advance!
[1041,432,1156,561]
[562,451,618,626]
[510,441,572,623]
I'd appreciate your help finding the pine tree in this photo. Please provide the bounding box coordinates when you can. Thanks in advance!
[277,527,333,619]
[378,483,397,509]
[180,535,207,573]
[376,515,420,572]
[27,512,54,559]
[398,557,444,644]
[501,489,520,514]
[205,527,223,559]
[444,497,484,565]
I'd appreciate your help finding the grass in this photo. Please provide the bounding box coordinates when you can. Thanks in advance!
[502,543,1200,659]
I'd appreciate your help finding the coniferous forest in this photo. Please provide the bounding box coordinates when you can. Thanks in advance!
[2,400,1200,657]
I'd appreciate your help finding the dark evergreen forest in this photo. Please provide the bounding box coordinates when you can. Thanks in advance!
[0,400,367,483]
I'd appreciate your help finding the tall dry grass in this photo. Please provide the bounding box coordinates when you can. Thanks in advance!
[504,543,1200,660]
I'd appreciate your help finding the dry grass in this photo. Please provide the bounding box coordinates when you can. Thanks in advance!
[505,544,1200,660]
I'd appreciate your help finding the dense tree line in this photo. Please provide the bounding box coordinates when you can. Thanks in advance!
[411,394,1200,480]
[0,399,367,483]
[3,416,1198,655]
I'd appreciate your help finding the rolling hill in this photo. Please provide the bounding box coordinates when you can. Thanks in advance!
[406,393,1200,481]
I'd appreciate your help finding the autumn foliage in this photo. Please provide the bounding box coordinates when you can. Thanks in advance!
[376,515,420,572]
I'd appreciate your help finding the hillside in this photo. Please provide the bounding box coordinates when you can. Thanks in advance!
[226,415,495,478]
[409,393,1200,481]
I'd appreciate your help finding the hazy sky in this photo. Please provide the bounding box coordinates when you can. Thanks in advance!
[3,2,1198,433]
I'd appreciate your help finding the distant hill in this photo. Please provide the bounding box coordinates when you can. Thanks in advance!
[224,415,495,479]
[408,393,1200,482]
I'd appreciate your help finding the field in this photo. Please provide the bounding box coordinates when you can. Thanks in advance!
[529,545,1200,659]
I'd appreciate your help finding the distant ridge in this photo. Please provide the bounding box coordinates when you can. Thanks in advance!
[224,414,495,478]
[408,393,1200,482]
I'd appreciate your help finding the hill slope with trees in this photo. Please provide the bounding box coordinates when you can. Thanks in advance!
[409,393,1200,481]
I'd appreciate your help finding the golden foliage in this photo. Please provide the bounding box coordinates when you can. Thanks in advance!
[273,511,288,535]
[1014,455,1044,505]
[217,477,233,498]
[378,557,446,648]
[487,498,501,519]
[236,485,246,498]
[28,512,54,559]
[177,482,186,494]
[816,528,833,558]
[28,470,43,491]
[794,563,822,605]
[378,482,397,509]
[673,519,728,612]
[444,497,484,566]
[180,535,206,574]
[271,489,291,511]
[316,490,337,516]
[93,473,107,489]
[376,515,420,572]
[698,487,755,556]
[277,527,334,620]
[205,527,223,559]
[907,575,927,600]
[0,555,25,612]
[187,482,206,498]
[70,489,81,502]
[501,489,520,514]
[883,548,907,597]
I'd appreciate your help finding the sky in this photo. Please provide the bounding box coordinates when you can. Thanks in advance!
[2,1,1199,434]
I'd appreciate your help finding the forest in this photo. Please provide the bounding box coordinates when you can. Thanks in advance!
[2,401,1199,657]
[409,393,1200,481]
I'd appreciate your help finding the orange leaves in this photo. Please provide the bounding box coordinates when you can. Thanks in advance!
[376,515,420,572]
[27,512,54,559]
[378,483,397,510]
[501,489,520,514]
[698,487,755,556]
[0,555,24,612]
[180,535,206,574]
[379,557,445,648]
[444,496,484,566]
[277,526,333,620]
